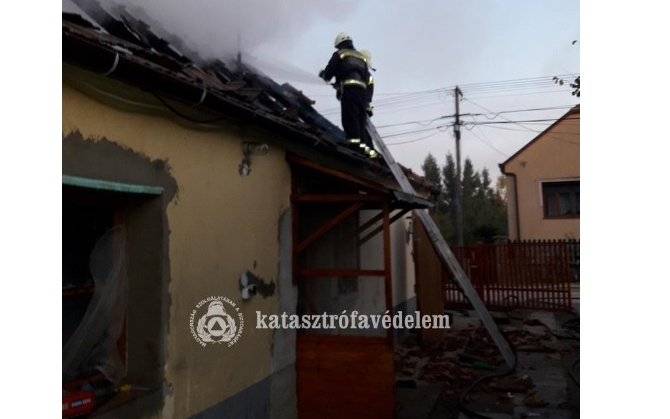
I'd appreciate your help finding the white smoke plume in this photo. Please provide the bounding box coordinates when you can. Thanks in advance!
[94,0,355,62]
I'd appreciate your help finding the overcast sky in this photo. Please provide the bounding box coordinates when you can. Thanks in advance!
[69,0,580,182]
[255,0,581,179]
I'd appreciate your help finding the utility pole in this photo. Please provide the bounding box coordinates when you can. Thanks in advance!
[454,86,464,246]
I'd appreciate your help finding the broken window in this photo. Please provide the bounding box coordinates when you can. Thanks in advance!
[63,193,128,386]
[62,181,166,417]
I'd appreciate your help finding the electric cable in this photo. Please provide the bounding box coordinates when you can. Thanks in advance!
[311,74,578,117]
[465,118,511,158]
[152,92,228,124]
[376,114,453,129]
[463,105,575,120]
[462,116,580,126]
[385,130,444,146]
[379,124,451,139]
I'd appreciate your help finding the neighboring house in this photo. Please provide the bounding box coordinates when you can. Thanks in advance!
[499,105,580,240]
[62,4,436,419]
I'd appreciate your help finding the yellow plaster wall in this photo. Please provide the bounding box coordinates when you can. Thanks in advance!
[63,81,291,418]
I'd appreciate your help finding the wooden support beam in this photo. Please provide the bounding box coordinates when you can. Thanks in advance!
[358,209,411,246]
[286,153,388,193]
[297,203,364,253]
[356,211,384,235]
[390,208,412,224]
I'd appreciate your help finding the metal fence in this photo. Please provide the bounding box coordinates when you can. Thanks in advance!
[444,240,578,312]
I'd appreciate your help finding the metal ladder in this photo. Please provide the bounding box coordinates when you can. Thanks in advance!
[367,119,515,368]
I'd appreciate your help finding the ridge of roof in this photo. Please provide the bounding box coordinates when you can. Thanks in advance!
[499,104,580,172]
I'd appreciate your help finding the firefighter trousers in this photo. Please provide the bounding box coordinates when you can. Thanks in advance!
[341,86,369,149]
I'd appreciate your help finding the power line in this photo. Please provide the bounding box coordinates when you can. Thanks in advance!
[464,104,576,119]
[385,131,445,146]
[376,114,453,129]
[375,104,576,130]
[466,123,510,158]
[463,97,539,135]
[307,74,580,151]
[381,125,450,139]
[463,116,580,126]
[314,74,578,117]
[378,115,578,140]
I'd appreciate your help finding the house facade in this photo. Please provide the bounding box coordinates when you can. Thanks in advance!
[63,5,435,419]
[499,105,580,241]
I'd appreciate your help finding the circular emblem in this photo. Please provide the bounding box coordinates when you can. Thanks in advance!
[189,296,244,347]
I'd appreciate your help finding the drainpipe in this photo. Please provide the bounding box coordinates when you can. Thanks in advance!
[499,164,521,241]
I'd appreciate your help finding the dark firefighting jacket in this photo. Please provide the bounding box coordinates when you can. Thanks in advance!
[321,46,370,94]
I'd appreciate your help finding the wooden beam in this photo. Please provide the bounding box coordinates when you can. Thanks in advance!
[297,203,364,253]
[286,153,388,193]
[390,208,412,224]
[356,211,384,235]
[358,209,411,246]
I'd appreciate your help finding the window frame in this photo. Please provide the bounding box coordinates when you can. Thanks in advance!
[541,180,580,219]
[62,178,167,417]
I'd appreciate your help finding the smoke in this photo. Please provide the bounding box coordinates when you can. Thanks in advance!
[97,0,356,62]
[241,53,329,85]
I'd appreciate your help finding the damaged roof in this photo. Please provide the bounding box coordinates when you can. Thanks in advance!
[62,1,439,197]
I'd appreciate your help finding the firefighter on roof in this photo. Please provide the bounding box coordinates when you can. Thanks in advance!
[319,32,377,159]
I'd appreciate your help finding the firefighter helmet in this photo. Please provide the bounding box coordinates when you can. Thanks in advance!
[334,32,352,47]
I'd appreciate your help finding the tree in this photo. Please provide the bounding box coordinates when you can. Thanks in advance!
[553,74,580,98]
[421,153,451,239]
[442,153,457,209]
[553,40,580,98]
[570,76,580,98]
[422,153,508,245]
[495,175,507,202]
[441,153,458,243]
[421,153,441,187]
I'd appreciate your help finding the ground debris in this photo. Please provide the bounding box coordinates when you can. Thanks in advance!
[395,311,579,418]
[487,375,535,393]
[523,390,549,407]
